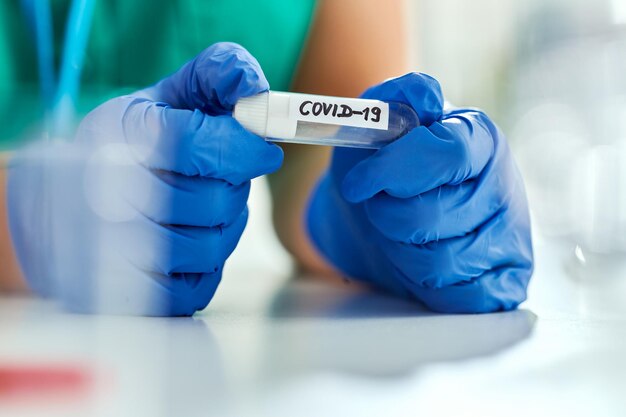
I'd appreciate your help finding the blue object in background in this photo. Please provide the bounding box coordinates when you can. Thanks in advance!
[7,43,284,316]
[307,73,534,313]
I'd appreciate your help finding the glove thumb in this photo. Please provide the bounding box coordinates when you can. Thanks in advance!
[360,72,444,126]
[143,42,269,114]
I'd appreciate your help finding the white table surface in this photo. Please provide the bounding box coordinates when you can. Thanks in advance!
[1,183,625,417]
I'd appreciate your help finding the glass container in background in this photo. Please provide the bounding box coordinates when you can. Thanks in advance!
[509,0,626,307]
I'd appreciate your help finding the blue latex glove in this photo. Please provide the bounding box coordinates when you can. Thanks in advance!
[8,43,283,316]
[307,73,533,313]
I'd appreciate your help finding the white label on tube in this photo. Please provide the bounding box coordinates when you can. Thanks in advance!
[289,94,389,130]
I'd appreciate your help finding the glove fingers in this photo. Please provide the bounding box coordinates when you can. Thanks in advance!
[168,210,247,274]
[378,202,532,291]
[85,269,222,317]
[118,99,283,183]
[341,110,495,203]
[119,207,248,275]
[125,169,250,228]
[360,73,444,126]
[143,42,269,114]
[364,181,487,244]
[146,271,222,316]
[409,267,532,314]
[364,136,517,244]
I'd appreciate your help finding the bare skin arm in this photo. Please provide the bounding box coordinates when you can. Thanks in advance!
[269,0,410,275]
[0,157,28,293]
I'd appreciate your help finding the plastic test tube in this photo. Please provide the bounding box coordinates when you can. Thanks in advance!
[233,91,419,149]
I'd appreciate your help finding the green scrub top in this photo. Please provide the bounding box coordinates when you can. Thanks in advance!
[0,0,316,148]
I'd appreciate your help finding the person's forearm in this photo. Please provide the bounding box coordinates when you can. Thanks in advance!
[0,157,28,293]
[267,143,333,275]
[269,0,410,275]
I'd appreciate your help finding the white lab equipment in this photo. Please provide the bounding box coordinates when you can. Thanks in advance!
[234,91,419,149]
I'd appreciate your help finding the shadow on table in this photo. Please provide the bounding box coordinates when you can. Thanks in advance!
[54,277,535,414]
[261,276,536,378]
[269,276,436,319]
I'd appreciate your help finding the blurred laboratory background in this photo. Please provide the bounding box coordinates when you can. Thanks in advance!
[406,0,626,285]
[3,1,626,416]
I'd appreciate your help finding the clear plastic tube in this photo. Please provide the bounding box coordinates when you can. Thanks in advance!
[233,91,419,149]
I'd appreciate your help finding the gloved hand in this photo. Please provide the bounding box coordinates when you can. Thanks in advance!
[8,42,283,316]
[307,73,533,313]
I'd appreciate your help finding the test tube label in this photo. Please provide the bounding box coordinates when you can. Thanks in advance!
[289,94,389,130]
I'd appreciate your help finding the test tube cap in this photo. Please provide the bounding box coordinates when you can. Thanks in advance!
[233,92,269,137]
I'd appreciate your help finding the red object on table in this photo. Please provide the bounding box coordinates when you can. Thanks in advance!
[0,364,92,400]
